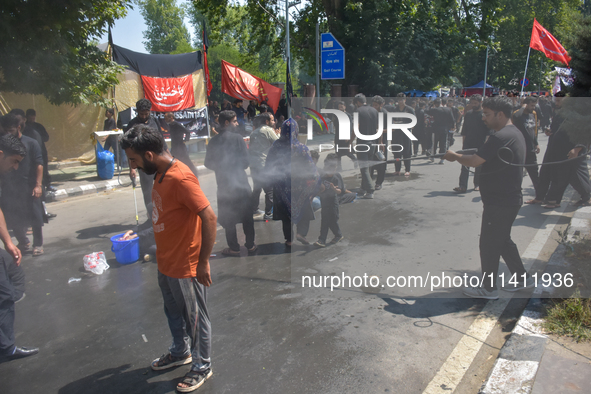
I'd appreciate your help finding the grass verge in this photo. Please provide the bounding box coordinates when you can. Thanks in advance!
[543,290,591,342]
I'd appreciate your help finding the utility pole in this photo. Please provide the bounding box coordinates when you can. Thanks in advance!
[316,22,320,112]
[285,0,290,118]
[483,46,489,97]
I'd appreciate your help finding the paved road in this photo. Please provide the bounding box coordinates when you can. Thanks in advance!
[0,133,569,393]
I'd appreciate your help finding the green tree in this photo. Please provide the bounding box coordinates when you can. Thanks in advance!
[138,0,193,54]
[0,0,131,105]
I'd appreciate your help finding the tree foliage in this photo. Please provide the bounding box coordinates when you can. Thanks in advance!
[181,0,584,95]
[138,0,192,54]
[0,0,131,105]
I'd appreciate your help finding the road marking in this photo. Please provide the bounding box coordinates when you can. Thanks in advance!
[422,204,567,394]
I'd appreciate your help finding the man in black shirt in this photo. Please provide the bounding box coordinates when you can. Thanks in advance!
[454,95,490,193]
[0,114,45,257]
[541,92,591,207]
[388,93,415,177]
[102,108,124,169]
[512,96,542,204]
[164,112,198,178]
[428,98,455,164]
[352,94,379,199]
[0,133,40,361]
[370,95,388,189]
[444,96,533,299]
[125,99,166,218]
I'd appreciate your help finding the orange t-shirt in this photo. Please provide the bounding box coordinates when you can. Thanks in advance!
[152,160,211,278]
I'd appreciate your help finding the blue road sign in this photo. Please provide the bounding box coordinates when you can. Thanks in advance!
[321,33,345,80]
[520,78,529,87]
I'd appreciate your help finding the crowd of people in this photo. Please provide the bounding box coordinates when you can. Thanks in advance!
[1,88,589,393]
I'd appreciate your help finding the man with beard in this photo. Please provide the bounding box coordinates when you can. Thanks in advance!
[163,112,199,178]
[0,133,39,361]
[512,96,542,204]
[122,124,217,392]
[0,114,44,256]
[444,96,533,299]
[204,110,256,256]
[125,99,167,217]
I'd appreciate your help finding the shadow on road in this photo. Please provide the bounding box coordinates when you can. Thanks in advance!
[58,364,179,394]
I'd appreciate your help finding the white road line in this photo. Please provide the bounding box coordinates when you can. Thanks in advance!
[481,311,546,394]
[422,204,567,394]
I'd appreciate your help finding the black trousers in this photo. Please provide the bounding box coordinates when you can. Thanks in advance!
[370,149,388,186]
[459,165,481,190]
[281,219,311,242]
[524,151,541,199]
[479,204,527,291]
[318,195,341,243]
[251,166,273,215]
[224,214,255,252]
[537,162,552,202]
[13,225,43,248]
[0,249,25,355]
[546,159,591,203]
[433,131,448,154]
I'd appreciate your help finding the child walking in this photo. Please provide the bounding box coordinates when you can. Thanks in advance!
[314,154,345,247]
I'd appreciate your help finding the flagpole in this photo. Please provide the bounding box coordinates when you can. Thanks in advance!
[285,0,291,119]
[521,46,532,97]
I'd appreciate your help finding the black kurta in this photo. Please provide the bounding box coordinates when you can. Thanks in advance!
[0,135,44,228]
[204,129,252,228]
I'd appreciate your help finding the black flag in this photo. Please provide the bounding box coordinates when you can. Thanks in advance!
[286,58,294,107]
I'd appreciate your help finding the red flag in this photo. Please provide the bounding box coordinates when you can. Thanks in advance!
[221,60,282,112]
[530,19,571,66]
[141,74,195,112]
[203,23,212,96]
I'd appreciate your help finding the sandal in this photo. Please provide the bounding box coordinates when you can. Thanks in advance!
[404,172,410,176]
[221,248,241,257]
[473,186,480,191]
[151,353,192,371]
[543,203,560,209]
[574,199,591,207]
[32,247,43,256]
[177,369,213,393]
[453,187,467,193]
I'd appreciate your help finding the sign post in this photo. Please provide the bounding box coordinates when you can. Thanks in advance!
[321,33,345,80]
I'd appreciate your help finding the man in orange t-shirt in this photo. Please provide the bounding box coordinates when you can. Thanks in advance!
[122,124,217,392]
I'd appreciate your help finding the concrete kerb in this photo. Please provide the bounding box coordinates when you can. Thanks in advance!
[480,205,591,394]
[46,164,209,202]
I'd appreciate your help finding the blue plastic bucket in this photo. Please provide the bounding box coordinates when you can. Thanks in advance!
[110,233,140,264]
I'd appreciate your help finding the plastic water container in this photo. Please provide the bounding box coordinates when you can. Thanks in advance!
[110,233,140,264]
